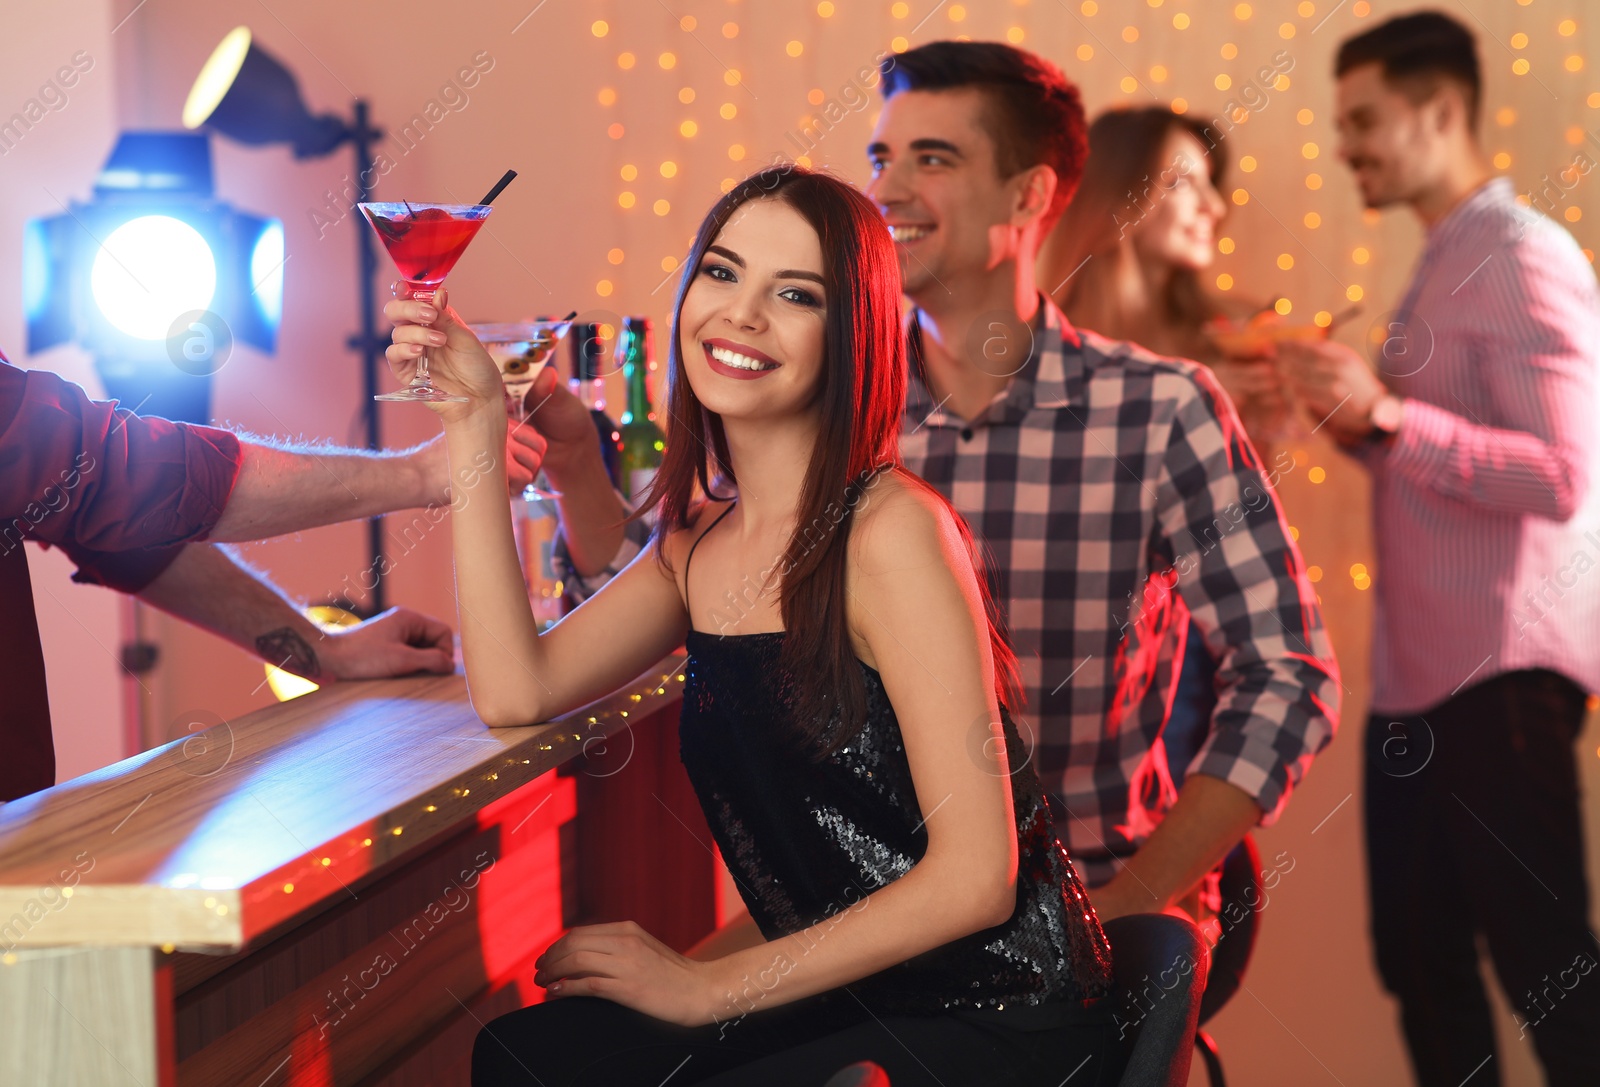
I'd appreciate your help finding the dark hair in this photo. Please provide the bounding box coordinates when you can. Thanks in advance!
[880,41,1088,233]
[636,164,1021,757]
[1336,10,1481,129]
[1041,106,1227,341]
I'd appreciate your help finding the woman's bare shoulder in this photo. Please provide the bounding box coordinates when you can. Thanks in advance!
[849,468,964,574]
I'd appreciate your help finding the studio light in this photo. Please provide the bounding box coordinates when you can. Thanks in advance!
[90,215,217,340]
[24,131,283,425]
[182,26,346,159]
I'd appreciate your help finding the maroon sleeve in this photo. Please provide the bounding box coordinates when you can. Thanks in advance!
[60,540,192,594]
[0,361,244,593]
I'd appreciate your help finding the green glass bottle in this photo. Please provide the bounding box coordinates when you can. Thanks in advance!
[618,316,666,501]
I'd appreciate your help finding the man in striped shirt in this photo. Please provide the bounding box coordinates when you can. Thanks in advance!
[556,42,1340,947]
[1285,13,1600,1084]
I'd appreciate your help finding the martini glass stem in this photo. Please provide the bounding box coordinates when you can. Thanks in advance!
[411,286,439,392]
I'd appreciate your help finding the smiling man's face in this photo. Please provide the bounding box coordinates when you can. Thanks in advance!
[1334,62,1459,209]
[865,87,1028,301]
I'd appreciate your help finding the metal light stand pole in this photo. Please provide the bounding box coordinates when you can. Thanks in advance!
[341,99,389,615]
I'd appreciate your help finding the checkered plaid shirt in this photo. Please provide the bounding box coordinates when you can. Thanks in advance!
[553,294,1341,887]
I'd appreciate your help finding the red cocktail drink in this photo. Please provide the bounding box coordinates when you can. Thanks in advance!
[358,201,492,403]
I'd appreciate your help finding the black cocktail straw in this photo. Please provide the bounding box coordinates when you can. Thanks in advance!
[479,170,518,206]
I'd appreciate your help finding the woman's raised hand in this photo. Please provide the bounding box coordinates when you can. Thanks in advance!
[384,286,503,421]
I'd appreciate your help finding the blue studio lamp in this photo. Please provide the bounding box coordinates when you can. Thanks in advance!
[22,131,284,735]
[24,131,283,424]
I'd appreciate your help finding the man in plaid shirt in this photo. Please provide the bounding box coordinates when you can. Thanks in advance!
[552,42,1340,928]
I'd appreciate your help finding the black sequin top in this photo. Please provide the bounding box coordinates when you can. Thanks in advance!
[676,511,1114,1018]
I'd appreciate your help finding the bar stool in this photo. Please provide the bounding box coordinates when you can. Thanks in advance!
[823,1061,890,1086]
[1193,835,1264,1087]
[823,837,1242,1087]
[1103,913,1211,1087]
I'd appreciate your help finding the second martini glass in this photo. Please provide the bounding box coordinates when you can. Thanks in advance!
[360,200,492,403]
[471,319,576,633]
[470,318,575,500]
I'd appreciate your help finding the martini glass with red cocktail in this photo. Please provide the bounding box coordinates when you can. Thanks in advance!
[360,201,492,403]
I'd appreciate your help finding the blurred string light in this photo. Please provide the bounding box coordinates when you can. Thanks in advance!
[584,0,1598,437]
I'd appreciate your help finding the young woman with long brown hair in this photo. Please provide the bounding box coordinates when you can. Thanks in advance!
[1039,105,1291,450]
[383,164,1122,1085]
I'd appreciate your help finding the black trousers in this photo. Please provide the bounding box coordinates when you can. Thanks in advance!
[471,988,1124,1087]
[1365,668,1600,1087]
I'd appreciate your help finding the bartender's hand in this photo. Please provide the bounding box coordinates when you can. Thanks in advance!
[1280,338,1387,445]
[504,366,602,494]
[506,424,543,494]
[535,920,720,1027]
[319,607,455,680]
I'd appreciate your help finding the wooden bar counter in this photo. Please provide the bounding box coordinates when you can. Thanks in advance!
[0,652,718,1086]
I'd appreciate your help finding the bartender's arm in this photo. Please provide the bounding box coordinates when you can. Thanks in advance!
[2,357,465,681]
[160,370,622,679]
[210,425,558,539]
[208,433,450,541]
[136,544,453,681]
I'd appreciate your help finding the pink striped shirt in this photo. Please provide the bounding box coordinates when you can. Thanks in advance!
[1363,176,1600,715]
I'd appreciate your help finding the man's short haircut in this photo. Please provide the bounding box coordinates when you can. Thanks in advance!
[1335,10,1482,130]
[879,41,1088,232]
